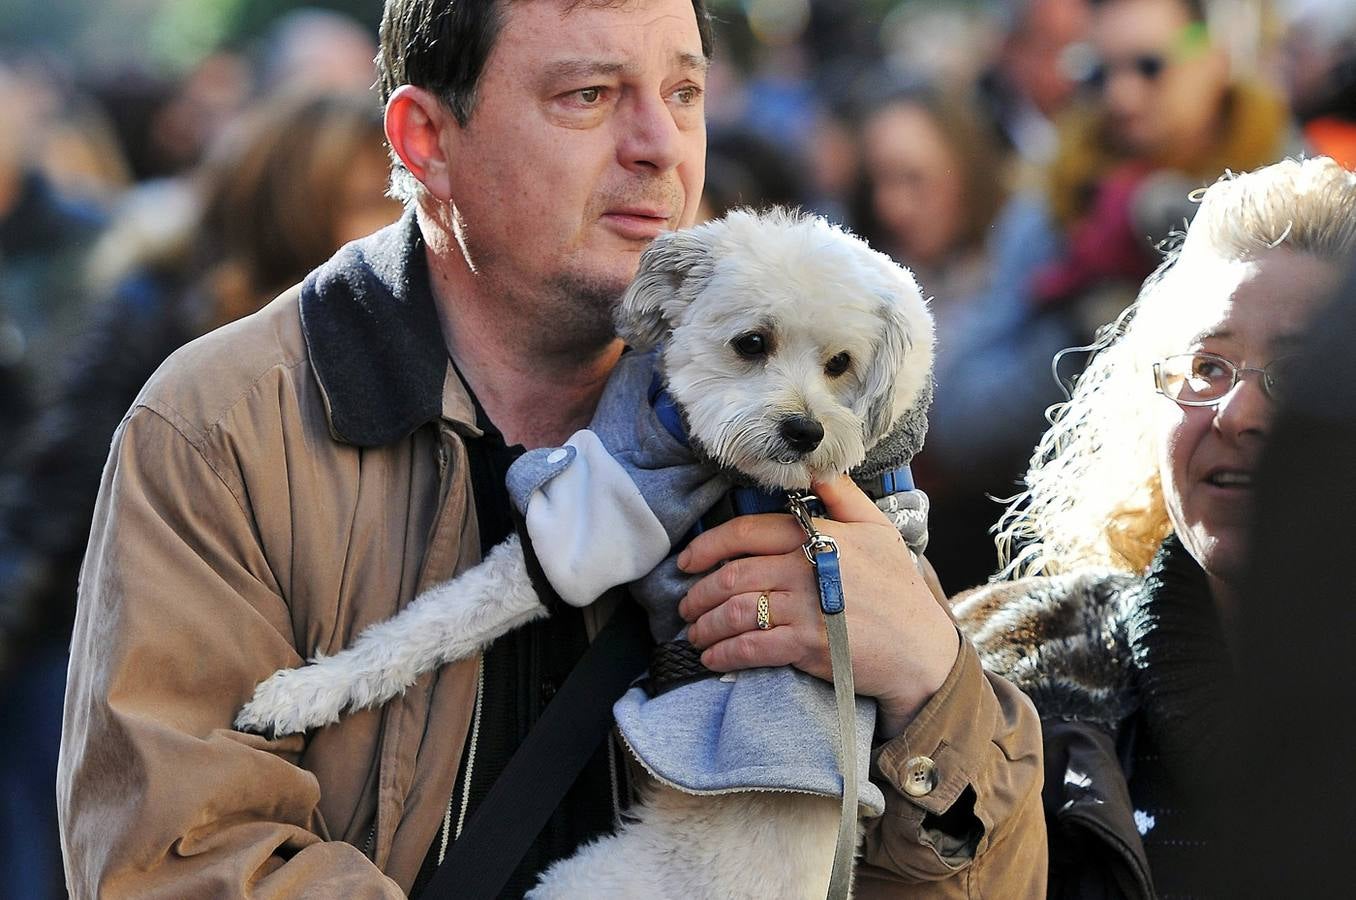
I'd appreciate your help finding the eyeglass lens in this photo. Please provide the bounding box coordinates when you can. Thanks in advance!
[1156,353,1286,403]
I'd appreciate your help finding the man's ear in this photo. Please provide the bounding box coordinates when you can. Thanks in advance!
[385,85,458,201]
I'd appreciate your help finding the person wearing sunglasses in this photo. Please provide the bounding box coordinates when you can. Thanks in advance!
[1029,0,1289,339]
[951,157,1356,898]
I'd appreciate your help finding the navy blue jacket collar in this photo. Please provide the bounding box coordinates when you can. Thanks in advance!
[299,209,461,447]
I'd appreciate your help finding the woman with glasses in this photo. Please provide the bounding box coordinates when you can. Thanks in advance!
[952,156,1356,899]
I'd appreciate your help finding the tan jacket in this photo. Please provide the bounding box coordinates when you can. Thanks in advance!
[58,216,1046,898]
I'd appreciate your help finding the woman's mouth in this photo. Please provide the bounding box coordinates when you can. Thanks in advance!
[1205,470,1254,488]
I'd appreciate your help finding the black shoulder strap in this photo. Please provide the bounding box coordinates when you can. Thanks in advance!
[420,528,652,900]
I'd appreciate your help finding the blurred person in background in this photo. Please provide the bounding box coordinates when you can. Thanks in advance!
[86,8,374,188]
[254,7,383,97]
[857,83,1076,591]
[0,62,107,466]
[1034,0,1290,338]
[1280,0,1356,168]
[953,157,1356,898]
[139,50,257,180]
[696,125,807,222]
[11,57,134,207]
[0,88,398,900]
[977,0,1092,169]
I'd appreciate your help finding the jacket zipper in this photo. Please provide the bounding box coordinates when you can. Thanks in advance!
[437,655,485,864]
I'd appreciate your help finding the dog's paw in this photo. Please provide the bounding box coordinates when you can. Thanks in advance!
[234,662,347,737]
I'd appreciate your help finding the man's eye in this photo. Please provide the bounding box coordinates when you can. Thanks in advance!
[673,85,702,105]
[576,87,603,104]
[731,333,767,359]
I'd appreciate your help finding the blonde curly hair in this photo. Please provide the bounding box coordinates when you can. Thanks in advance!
[996,157,1356,578]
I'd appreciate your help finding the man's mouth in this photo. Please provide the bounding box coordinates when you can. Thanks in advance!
[608,205,669,219]
[601,208,672,240]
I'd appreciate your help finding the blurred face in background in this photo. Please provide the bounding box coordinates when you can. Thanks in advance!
[1089,0,1228,160]
[861,101,964,269]
[334,140,402,246]
[1278,10,1353,121]
[1003,0,1091,118]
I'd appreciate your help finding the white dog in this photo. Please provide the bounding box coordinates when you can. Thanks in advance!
[236,209,935,898]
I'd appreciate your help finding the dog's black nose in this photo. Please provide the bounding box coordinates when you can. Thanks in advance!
[779,416,824,453]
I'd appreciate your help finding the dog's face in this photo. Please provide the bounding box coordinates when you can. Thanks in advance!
[617,209,934,491]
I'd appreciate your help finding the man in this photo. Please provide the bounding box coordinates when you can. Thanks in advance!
[978,0,1092,168]
[1034,0,1289,334]
[57,0,1045,896]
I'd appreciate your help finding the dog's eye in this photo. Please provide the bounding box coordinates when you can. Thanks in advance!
[731,333,768,359]
[825,352,851,377]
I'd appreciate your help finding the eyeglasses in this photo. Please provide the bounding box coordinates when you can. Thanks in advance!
[1152,352,1294,406]
[1079,21,1210,93]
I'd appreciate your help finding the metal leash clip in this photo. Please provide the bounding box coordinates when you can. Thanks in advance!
[787,492,845,616]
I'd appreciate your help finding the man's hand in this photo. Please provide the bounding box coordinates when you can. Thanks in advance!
[677,475,960,737]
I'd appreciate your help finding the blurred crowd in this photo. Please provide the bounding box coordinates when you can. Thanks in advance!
[2,0,1355,894]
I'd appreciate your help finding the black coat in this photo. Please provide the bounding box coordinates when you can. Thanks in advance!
[954,537,1233,900]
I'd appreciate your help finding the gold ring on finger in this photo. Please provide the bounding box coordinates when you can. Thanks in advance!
[756,592,772,631]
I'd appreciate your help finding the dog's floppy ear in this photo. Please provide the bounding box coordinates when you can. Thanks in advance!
[615,226,716,350]
[858,274,935,447]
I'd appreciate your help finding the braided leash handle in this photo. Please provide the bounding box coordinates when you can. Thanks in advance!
[787,493,858,900]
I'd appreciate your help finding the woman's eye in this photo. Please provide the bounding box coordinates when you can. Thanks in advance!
[825,352,851,377]
[731,333,767,359]
[1194,360,1228,379]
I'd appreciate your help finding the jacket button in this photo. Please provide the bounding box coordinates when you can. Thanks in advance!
[902,755,938,797]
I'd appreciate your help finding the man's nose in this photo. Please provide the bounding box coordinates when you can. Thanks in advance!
[617,95,683,172]
[1103,68,1147,113]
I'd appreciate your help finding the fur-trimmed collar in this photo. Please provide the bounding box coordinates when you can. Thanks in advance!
[955,536,1233,751]
[299,209,455,447]
[954,567,1140,728]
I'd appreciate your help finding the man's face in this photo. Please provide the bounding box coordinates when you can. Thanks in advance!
[439,0,707,345]
[1005,0,1090,118]
[1089,0,1226,158]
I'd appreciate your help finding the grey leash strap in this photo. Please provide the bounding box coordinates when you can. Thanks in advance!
[788,493,858,900]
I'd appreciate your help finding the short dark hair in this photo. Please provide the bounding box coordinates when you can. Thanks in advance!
[378,0,714,120]
[377,0,714,198]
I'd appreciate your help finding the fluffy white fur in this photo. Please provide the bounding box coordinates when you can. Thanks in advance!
[527,786,843,899]
[234,537,544,736]
[622,208,933,491]
[235,209,932,897]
